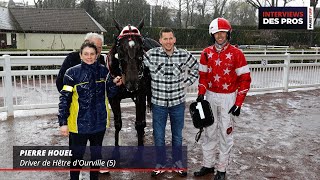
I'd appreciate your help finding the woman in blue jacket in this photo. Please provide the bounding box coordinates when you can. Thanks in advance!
[58,42,121,180]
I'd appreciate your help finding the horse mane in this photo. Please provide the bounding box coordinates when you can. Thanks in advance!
[143,37,161,51]
[108,40,122,77]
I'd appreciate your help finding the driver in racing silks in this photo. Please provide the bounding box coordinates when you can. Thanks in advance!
[194,17,251,180]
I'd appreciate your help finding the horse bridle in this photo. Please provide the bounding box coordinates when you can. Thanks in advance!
[115,34,145,81]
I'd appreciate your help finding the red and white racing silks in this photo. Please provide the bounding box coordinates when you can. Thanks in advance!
[198,43,251,106]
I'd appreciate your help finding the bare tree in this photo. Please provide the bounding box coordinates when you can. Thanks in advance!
[34,0,77,8]
[110,0,119,18]
[177,0,183,28]
[182,0,196,28]
[184,0,190,28]
[283,0,296,7]
[112,0,149,26]
[310,0,319,7]
[225,0,257,25]
[245,0,296,8]
[310,0,319,24]
[211,0,228,18]
[34,0,43,8]
[190,0,196,26]
[43,0,77,8]
[153,5,173,27]
[197,0,209,21]
[80,0,99,20]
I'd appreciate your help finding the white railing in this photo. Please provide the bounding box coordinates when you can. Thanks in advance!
[190,48,320,56]
[1,48,320,56]
[0,50,108,56]
[1,53,320,118]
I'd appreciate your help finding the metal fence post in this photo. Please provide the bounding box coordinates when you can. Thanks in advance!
[3,55,14,118]
[283,53,290,92]
[316,48,318,63]
[27,50,31,70]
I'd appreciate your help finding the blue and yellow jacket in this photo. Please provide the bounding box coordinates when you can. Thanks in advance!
[58,61,117,134]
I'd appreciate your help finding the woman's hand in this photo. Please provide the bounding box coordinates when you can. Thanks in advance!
[113,76,123,86]
[60,125,69,136]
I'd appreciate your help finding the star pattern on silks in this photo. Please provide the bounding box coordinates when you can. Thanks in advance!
[222,83,230,90]
[226,52,232,60]
[208,81,212,88]
[208,66,212,73]
[208,52,213,59]
[215,58,222,66]
[213,74,220,82]
[223,68,231,75]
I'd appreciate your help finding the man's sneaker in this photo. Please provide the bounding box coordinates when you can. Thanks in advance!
[173,161,187,177]
[194,166,215,177]
[214,171,226,180]
[151,164,165,177]
[79,172,83,180]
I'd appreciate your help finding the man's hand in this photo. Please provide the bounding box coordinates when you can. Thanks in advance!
[196,94,204,102]
[113,76,123,86]
[228,105,241,116]
[60,125,69,136]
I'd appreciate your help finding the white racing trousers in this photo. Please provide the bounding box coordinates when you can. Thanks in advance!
[201,90,236,172]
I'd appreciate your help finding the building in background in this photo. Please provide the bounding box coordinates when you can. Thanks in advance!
[0,4,106,50]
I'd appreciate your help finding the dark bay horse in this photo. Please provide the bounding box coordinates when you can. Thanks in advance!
[107,19,160,146]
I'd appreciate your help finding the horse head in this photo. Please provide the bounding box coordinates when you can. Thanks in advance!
[113,19,145,92]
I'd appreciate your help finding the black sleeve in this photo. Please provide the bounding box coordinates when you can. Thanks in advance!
[58,69,75,126]
[56,52,80,92]
[98,55,106,66]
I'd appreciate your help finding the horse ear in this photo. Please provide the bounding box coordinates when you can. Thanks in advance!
[113,18,122,32]
[137,18,144,31]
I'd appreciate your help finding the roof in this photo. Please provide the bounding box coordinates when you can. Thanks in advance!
[3,7,106,33]
[0,7,19,31]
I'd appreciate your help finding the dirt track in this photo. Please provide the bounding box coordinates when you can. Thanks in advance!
[0,89,319,180]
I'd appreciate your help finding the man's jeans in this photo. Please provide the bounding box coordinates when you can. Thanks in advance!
[152,102,185,164]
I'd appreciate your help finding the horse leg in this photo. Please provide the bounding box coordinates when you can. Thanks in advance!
[109,97,122,146]
[135,93,146,146]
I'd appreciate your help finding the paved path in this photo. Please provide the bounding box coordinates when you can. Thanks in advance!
[0,89,319,179]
